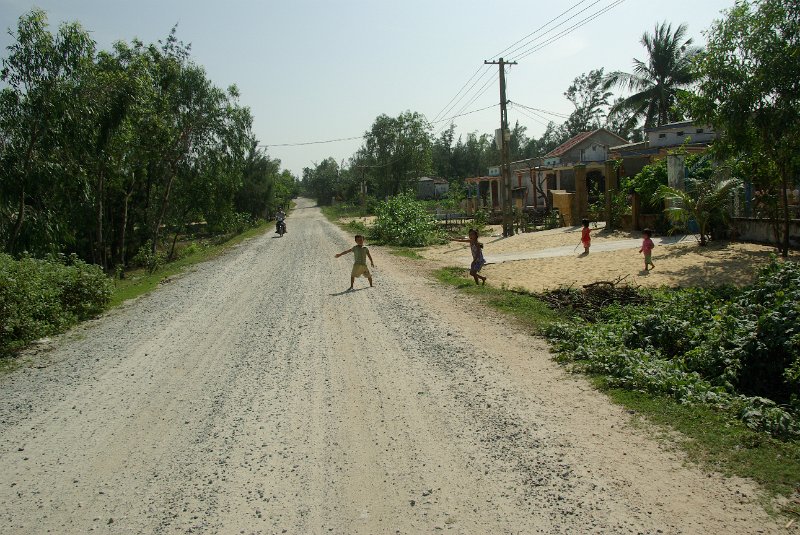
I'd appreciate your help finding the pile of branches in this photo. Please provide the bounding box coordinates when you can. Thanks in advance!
[538,275,646,320]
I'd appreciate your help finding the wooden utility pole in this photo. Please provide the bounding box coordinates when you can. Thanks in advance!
[485,57,517,237]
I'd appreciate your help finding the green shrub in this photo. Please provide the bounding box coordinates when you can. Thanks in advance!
[0,253,112,355]
[373,192,442,246]
[545,259,800,438]
[131,241,166,274]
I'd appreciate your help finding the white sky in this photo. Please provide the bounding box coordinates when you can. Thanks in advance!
[0,0,734,178]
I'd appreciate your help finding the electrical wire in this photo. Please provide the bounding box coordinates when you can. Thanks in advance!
[493,0,602,59]
[510,101,570,119]
[429,0,598,132]
[510,104,552,128]
[430,64,487,123]
[260,135,364,148]
[510,0,626,62]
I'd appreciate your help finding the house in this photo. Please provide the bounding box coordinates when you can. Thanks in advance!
[508,128,628,224]
[609,121,717,178]
[416,176,449,200]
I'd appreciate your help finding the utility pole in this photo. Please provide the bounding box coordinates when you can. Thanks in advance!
[485,57,517,238]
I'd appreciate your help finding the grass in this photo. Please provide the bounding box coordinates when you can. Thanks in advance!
[602,383,800,507]
[389,247,425,260]
[434,267,563,334]
[435,266,800,513]
[110,220,271,307]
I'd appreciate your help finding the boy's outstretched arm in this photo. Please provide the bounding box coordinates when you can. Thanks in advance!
[334,247,353,258]
[366,249,375,267]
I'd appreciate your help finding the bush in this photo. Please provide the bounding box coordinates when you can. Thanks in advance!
[131,241,167,274]
[545,259,800,438]
[373,192,442,246]
[0,253,112,355]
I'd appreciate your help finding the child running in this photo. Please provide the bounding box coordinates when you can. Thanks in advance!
[453,228,487,285]
[335,234,375,290]
[580,218,592,254]
[639,228,655,270]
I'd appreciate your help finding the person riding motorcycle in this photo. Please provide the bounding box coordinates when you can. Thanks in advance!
[276,209,287,235]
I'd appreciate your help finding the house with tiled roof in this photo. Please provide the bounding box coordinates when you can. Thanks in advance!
[506,129,628,225]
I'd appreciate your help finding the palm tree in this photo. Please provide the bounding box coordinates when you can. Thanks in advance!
[656,159,739,246]
[604,22,701,129]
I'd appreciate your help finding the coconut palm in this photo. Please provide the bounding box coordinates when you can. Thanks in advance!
[604,22,701,128]
[656,161,739,246]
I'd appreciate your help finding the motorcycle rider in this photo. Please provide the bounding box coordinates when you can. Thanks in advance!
[276,208,287,234]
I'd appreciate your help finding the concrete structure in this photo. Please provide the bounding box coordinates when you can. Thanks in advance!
[609,121,716,179]
[416,177,449,200]
[506,129,628,225]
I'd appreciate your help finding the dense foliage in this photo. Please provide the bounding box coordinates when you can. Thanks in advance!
[0,10,297,269]
[0,253,112,354]
[688,0,800,257]
[546,259,800,438]
[372,192,441,247]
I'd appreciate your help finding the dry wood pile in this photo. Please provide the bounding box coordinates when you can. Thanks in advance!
[538,275,646,320]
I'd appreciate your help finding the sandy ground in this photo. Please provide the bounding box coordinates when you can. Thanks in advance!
[0,199,791,534]
[423,223,796,292]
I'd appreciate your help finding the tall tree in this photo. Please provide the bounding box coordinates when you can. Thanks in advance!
[0,9,95,255]
[604,21,700,128]
[562,68,613,138]
[361,111,432,197]
[689,0,799,257]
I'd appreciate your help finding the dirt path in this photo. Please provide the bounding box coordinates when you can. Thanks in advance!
[0,198,788,534]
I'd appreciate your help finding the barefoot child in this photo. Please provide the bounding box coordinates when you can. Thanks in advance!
[639,228,655,270]
[581,218,592,254]
[335,234,375,289]
[453,229,487,285]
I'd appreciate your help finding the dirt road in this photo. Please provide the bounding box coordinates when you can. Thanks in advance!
[0,199,786,534]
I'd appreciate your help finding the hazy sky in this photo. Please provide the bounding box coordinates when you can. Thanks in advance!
[0,0,734,177]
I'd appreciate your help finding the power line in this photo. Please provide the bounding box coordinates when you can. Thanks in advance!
[510,104,552,128]
[510,0,626,62]
[260,103,500,148]
[260,135,363,148]
[430,64,487,123]
[510,101,570,119]
[492,0,599,59]
[429,0,597,132]
[433,65,494,129]
[431,103,500,125]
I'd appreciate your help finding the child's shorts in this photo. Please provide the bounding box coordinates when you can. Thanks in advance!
[644,254,652,264]
[351,264,371,278]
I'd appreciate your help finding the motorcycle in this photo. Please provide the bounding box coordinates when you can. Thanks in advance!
[276,220,286,237]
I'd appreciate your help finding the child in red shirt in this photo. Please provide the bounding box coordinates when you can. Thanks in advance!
[581,218,591,254]
[639,228,655,270]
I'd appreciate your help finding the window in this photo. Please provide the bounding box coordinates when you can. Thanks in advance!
[658,133,666,139]
[676,131,684,136]
[696,128,704,133]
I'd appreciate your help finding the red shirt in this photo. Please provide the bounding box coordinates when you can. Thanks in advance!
[581,227,591,244]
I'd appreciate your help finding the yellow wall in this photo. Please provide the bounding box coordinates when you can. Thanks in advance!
[550,190,576,226]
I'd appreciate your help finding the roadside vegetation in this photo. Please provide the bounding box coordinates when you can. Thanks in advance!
[0,253,112,356]
[435,262,800,509]
[0,10,298,359]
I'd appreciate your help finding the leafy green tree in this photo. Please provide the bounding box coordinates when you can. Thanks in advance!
[302,157,340,205]
[361,111,432,197]
[0,9,96,255]
[604,21,700,128]
[562,68,613,138]
[688,0,799,257]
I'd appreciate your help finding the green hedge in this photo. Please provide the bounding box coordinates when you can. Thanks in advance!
[546,258,800,438]
[0,254,112,355]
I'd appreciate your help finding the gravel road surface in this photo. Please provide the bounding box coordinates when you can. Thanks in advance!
[0,198,786,534]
